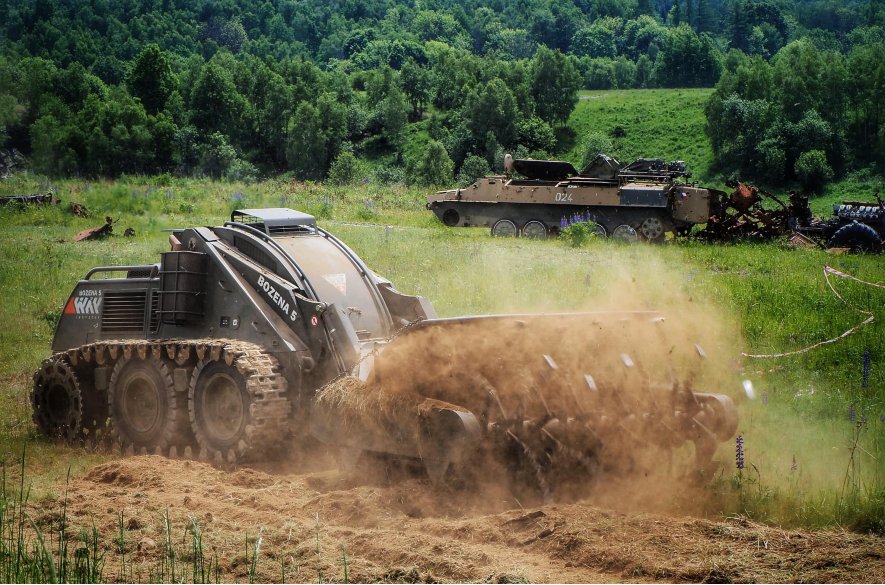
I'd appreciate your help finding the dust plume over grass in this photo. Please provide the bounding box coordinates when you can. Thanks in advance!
[334,227,882,528]
[315,245,745,513]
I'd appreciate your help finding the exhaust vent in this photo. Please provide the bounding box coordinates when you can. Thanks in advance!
[101,291,147,333]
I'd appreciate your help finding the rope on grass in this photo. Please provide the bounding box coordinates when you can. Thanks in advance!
[742,265,881,359]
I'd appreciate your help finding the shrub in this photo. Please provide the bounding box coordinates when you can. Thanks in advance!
[328,150,360,185]
[456,154,491,186]
[581,133,614,167]
[560,221,603,247]
[794,149,833,193]
[373,164,405,184]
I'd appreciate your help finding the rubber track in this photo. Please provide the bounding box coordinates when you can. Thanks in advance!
[43,339,291,464]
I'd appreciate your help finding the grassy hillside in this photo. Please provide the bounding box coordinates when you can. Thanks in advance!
[563,88,715,180]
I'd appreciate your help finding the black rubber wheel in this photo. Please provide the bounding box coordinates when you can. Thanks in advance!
[611,224,639,242]
[522,220,548,239]
[491,219,519,237]
[31,359,83,441]
[189,361,250,459]
[639,216,665,242]
[442,208,460,227]
[588,222,607,239]
[827,222,882,253]
[109,357,183,451]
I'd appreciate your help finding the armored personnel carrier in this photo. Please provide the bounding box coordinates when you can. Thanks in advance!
[427,154,723,241]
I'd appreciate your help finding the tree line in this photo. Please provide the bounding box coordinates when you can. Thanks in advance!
[0,0,883,185]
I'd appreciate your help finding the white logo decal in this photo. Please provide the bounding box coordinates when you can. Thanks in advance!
[65,289,102,317]
[257,275,298,320]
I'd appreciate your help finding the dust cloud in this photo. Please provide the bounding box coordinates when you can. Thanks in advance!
[314,252,745,516]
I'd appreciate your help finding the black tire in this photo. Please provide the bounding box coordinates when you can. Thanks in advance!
[588,222,607,239]
[109,357,185,451]
[827,222,882,253]
[189,361,251,461]
[639,216,665,242]
[491,219,519,237]
[522,220,548,239]
[31,359,83,441]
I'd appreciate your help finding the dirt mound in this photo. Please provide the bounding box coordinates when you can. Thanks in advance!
[53,456,884,583]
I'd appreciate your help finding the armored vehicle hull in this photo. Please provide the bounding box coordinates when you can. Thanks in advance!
[428,155,721,241]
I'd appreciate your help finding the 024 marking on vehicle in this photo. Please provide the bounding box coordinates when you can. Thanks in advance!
[555,192,573,202]
[63,289,103,317]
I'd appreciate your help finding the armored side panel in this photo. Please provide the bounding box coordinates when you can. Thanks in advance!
[427,154,714,239]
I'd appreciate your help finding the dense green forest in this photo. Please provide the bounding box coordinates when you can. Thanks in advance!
[0,0,883,188]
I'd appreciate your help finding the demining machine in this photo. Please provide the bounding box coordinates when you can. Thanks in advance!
[32,208,738,499]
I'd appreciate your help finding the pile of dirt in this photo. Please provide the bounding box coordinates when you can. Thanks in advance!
[48,456,884,583]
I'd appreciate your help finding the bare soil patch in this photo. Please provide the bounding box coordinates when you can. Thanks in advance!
[48,456,885,583]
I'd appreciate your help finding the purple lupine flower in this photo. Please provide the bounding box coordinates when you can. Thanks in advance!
[735,435,745,470]
[281,195,287,206]
[560,216,568,229]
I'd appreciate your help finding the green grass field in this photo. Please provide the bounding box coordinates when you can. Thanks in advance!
[0,172,882,534]
[565,89,715,180]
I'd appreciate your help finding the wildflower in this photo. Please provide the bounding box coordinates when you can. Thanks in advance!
[560,216,568,229]
[848,404,856,422]
[232,192,244,201]
[735,435,745,470]
[281,195,287,206]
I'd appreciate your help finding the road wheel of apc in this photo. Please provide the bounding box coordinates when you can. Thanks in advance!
[588,222,607,239]
[640,217,665,242]
[189,361,250,462]
[612,224,639,243]
[109,357,182,452]
[827,222,882,253]
[442,208,460,227]
[491,219,519,238]
[31,359,83,442]
[522,220,548,239]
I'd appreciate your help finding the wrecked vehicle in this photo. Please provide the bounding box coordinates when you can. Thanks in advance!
[427,154,724,242]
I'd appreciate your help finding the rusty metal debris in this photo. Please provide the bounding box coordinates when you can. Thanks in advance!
[697,182,884,253]
[696,181,806,242]
[73,216,115,241]
[69,202,89,217]
[0,193,55,206]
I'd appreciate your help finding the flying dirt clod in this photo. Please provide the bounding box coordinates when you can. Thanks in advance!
[32,208,738,499]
